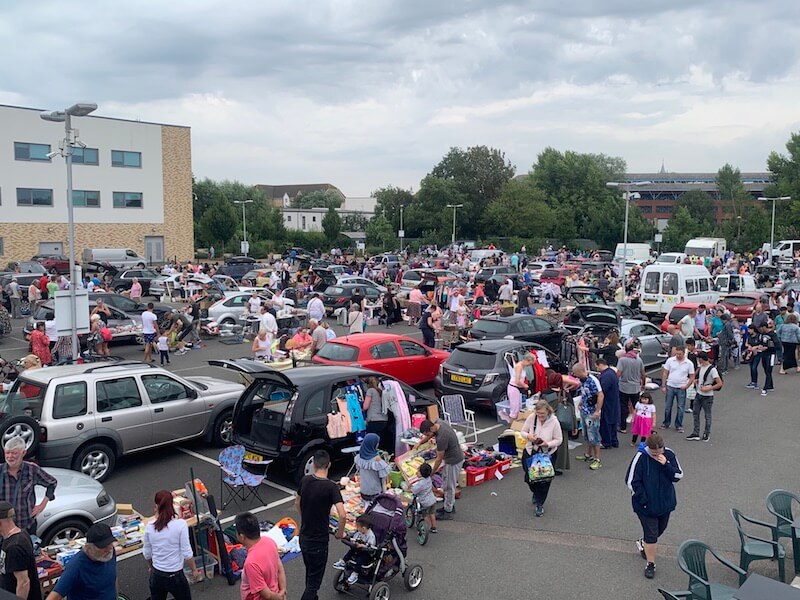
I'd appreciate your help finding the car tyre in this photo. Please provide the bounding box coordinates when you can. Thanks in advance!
[220,318,236,326]
[212,410,234,447]
[49,268,58,275]
[72,442,115,482]
[136,263,146,268]
[41,518,90,547]
[0,415,41,458]
[114,286,126,294]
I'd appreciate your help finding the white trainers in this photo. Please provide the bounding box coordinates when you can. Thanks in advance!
[332,560,345,570]
[346,572,358,585]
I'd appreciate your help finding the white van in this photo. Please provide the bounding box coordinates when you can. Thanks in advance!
[714,274,757,298]
[639,264,719,316]
[772,240,800,265]
[82,248,147,269]
[615,243,651,265]
[684,237,726,259]
[656,252,687,264]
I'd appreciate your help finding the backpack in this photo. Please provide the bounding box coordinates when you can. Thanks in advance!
[702,364,723,390]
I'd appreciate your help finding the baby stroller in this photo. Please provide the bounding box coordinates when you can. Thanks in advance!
[333,493,424,599]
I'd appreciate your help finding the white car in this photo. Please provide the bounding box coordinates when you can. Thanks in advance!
[527,262,556,281]
[336,276,387,294]
[207,291,294,325]
[149,273,213,295]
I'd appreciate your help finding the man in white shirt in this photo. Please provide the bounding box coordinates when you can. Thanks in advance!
[498,279,513,303]
[678,309,698,339]
[306,293,325,322]
[268,271,280,290]
[660,348,695,432]
[141,303,159,363]
[258,306,278,349]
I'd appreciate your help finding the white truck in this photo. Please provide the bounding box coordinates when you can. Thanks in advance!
[684,238,726,260]
[771,240,800,266]
[614,243,652,265]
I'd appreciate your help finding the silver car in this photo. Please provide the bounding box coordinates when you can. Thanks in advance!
[36,467,117,546]
[620,319,671,370]
[207,291,294,326]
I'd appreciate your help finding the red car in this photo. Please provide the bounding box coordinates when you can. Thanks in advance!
[33,254,70,274]
[721,292,764,322]
[660,302,724,334]
[539,268,570,287]
[312,333,450,386]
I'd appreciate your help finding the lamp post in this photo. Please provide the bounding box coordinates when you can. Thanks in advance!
[446,203,463,246]
[757,195,791,263]
[607,181,649,276]
[233,200,253,255]
[40,102,97,361]
[399,205,404,252]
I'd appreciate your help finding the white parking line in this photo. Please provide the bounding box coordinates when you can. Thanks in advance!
[171,366,213,373]
[475,423,504,436]
[176,447,297,496]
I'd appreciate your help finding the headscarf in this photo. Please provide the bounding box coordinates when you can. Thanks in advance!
[359,433,380,460]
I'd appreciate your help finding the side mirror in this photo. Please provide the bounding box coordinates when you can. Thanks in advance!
[188,388,198,399]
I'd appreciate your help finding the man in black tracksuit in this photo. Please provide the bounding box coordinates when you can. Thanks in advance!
[624,432,683,580]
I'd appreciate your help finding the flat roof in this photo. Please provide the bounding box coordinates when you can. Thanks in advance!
[0,104,190,129]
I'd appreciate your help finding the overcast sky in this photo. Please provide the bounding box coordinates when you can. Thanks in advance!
[2,1,798,195]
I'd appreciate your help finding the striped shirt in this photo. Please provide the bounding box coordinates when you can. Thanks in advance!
[0,462,57,531]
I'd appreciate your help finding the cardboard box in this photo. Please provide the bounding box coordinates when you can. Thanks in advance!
[116,503,135,515]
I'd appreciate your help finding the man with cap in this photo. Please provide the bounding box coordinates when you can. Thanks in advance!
[46,523,117,600]
[0,437,57,536]
[0,501,40,600]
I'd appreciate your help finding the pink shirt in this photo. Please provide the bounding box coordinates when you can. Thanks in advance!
[241,537,281,600]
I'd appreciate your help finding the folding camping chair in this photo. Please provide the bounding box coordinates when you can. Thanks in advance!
[438,394,478,443]
[218,445,269,510]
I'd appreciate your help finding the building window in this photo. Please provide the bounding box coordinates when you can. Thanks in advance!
[287,216,292,222]
[72,147,99,165]
[302,216,307,229]
[312,216,316,222]
[655,206,673,214]
[73,190,100,207]
[111,150,142,168]
[113,192,143,208]
[16,188,53,206]
[639,205,653,213]
[14,142,51,162]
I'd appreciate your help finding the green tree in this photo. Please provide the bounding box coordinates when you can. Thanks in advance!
[766,131,800,237]
[365,215,395,251]
[404,176,465,242]
[198,195,238,254]
[373,186,414,230]
[292,189,343,209]
[192,177,221,224]
[342,213,369,231]
[322,207,342,245]
[675,189,717,228]
[715,164,750,225]
[661,207,702,251]
[482,177,554,239]
[738,204,770,252]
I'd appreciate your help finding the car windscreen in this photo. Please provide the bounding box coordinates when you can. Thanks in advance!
[471,320,510,335]
[446,348,497,370]
[32,306,54,320]
[323,286,345,295]
[316,343,359,362]
[541,269,561,278]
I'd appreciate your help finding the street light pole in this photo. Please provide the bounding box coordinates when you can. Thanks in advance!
[41,103,97,361]
[233,200,253,255]
[446,204,463,246]
[399,205,404,251]
[757,196,791,263]
[607,181,649,276]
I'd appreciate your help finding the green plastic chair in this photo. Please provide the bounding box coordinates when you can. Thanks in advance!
[765,489,800,574]
[730,508,786,584]
[677,539,746,600]
[657,589,692,600]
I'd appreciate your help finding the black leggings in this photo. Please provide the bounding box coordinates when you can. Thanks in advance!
[149,569,192,600]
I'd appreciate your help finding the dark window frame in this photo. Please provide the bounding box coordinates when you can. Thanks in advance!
[16,188,53,207]
[111,150,142,168]
[14,142,51,162]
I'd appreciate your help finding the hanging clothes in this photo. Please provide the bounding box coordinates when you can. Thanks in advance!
[532,357,548,395]
[345,391,366,432]
[326,412,350,439]
[336,398,353,432]
[382,380,411,456]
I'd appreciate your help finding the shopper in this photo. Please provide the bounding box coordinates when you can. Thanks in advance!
[541,370,579,474]
[660,347,695,432]
[572,364,604,470]
[630,393,656,447]
[47,523,117,600]
[617,338,645,434]
[597,358,620,449]
[686,352,722,442]
[625,432,683,580]
[0,437,57,535]
[296,450,346,600]
[28,321,52,366]
[362,378,388,438]
[236,511,286,600]
[520,400,563,517]
[418,419,464,520]
[0,501,40,600]
[141,302,159,363]
[419,302,436,348]
[354,433,391,503]
[779,313,800,374]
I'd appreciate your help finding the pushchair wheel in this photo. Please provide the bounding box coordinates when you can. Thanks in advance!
[369,581,391,600]
[403,564,424,591]
[333,570,348,594]
[416,521,428,545]
[404,504,415,528]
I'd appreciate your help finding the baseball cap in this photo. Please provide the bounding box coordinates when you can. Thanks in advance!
[0,501,15,519]
[86,523,115,547]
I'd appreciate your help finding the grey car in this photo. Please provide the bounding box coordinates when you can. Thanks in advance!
[25,300,143,342]
[37,467,117,546]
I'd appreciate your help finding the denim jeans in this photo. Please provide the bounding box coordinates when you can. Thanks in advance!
[662,386,687,429]
[692,395,713,435]
[749,352,762,385]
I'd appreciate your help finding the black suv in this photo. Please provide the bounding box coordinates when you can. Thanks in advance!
[108,268,161,295]
[474,266,518,285]
[469,315,564,356]
[217,360,433,482]
[322,284,381,315]
[217,256,257,281]
[435,340,566,411]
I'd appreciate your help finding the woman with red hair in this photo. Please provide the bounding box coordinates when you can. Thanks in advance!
[143,490,200,600]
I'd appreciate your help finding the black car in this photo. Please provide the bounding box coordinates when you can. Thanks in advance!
[468,315,564,356]
[562,304,621,335]
[108,268,161,295]
[322,283,382,314]
[88,293,172,323]
[217,256,257,281]
[214,360,433,482]
[434,339,566,412]
[474,266,518,284]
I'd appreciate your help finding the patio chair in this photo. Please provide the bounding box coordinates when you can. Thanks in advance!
[730,508,786,584]
[657,590,692,600]
[218,444,269,510]
[439,394,477,443]
[677,539,746,600]
[765,489,800,574]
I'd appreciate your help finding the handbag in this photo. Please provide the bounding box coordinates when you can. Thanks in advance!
[556,399,574,430]
[685,385,697,401]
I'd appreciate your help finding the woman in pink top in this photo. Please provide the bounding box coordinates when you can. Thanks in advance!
[520,400,563,517]
[407,286,425,325]
[130,277,143,303]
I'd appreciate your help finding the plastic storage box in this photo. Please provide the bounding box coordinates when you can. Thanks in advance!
[184,551,217,583]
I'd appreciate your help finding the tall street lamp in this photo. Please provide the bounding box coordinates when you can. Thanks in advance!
[398,205,404,252]
[233,200,253,255]
[757,195,791,263]
[40,102,97,361]
[446,204,463,246]
[606,180,649,275]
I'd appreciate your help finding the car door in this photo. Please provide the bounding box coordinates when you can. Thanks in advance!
[141,374,207,444]
[398,339,433,385]
[530,316,562,355]
[93,377,153,453]
[366,341,403,379]
[629,322,669,368]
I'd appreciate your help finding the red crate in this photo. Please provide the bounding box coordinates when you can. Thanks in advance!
[497,458,513,475]
[484,463,498,480]
[465,465,488,486]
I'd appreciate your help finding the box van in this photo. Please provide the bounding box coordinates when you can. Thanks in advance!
[82,248,147,269]
[772,240,800,265]
[684,237,726,260]
[714,274,757,298]
[639,264,719,316]
[656,252,687,264]
[614,243,651,265]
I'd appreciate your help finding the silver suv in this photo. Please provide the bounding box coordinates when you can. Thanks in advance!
[0,361,244,481]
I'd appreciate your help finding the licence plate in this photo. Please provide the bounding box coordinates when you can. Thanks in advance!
[450,373,473,385]
[244,451,264,462]
[643,299,657,304]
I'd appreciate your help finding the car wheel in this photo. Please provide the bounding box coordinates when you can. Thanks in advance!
[49,268,58,275]
[212,410,233,447]
[114,286,126,294]
[0,416,40,458]
[220,318,236,326]
[134,334,144,345]
[136,263,146,268]
[72,443,115,482]
[294,450,318,485]
[41,518,90,547]
[403,565,423,591]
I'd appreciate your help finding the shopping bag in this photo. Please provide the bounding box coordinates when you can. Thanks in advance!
[556,400,574,430]
[526,451,555,483]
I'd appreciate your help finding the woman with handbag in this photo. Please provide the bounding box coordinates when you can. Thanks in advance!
[520,399,563,517]
[541,370,579,474]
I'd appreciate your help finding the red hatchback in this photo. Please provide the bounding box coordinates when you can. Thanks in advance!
[721,292,764,321]
[660,301,724,333]
[312,333,449,386]
[539,268,570,287]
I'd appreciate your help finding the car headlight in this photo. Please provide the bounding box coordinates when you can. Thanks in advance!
[483,372,499,385]
[96,491,111,507]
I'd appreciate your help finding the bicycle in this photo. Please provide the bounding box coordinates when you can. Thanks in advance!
[403,495,430,546]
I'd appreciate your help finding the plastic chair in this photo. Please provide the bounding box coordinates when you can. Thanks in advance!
[218,445,269,510]
[439,394,477,443]
[657,590,692,600]
[677,539,746,600]
[765,489,800,575]
[730,508,786,584]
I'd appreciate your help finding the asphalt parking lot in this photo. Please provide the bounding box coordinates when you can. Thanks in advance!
[0,311,797,599]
